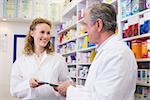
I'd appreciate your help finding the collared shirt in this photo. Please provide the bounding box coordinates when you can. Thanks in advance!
[95,34,120,52]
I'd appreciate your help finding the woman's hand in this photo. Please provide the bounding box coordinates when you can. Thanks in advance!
[29,78,39,88]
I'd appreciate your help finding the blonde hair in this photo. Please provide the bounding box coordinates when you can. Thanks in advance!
[24,18,54,55]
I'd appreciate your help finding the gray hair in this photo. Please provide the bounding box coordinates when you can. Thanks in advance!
[87,3,117,33]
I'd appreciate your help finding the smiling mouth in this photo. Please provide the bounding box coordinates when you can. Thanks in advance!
[42,40,48,43]
[40,40,47,43]
[40,38,47,42]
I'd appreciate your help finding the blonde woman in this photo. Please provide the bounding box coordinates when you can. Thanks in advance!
[10,18,69,100]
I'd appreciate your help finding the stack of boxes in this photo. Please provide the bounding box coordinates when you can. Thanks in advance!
[78,66,89,78]
[123,11,150,59]
[121,0,146,18]
[135,86,150,100]
[78,50,96,63]
[137,62,150,84]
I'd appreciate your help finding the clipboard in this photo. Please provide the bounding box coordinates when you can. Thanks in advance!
[38,81,59,87]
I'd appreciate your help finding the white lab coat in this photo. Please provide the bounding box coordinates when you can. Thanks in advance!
[66,35,137,100]
[10,52,69,100]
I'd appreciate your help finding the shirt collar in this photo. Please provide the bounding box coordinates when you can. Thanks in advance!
[33,51,47,66]
[96,34,119,53]
[33,51,46,58]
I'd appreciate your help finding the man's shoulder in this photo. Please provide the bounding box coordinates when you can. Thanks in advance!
[102,40,132,58]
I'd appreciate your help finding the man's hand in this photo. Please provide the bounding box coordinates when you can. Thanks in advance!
[56,81,75,96]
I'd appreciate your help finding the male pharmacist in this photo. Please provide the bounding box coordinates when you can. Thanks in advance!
[56,3,137,100]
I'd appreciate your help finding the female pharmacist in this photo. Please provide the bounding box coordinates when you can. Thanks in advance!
[10,18,69,100]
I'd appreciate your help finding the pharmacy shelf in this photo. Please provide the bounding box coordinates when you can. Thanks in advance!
[67,63,77,66]
[78,33,88,38]
[62,0,79,17]
[134,94,143,97]
[102,0,117,4]
[58,37,77,46]
[58,22,77,34]
[78,77,87,80]
[118,0,150,97]
[0,17,61,25]
[62,0,85,15]
[0,17,32,23]
[58,18,84,35]
[122,33,150,41]
[62,50,76,56]
[57,0,96,86]
[136,58,150,62]
[78,63,91,65]
[121,9,150,22]
[78,46,96,52]
[58,19,84,35]
[77,18,84,23]
[136,82,150,87]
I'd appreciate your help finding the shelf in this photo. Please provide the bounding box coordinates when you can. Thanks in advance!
[122,33,150,41]
[102,0,117,4]
[58,19,84,34]
[78,77,87,80]
[0,17,61,25]
[58,37,77,45]
[0,17,32,23]
[78,63,91,65]
[58,18,84,35]
[78,33,88,38]
[62,50,76,56]
[121,9,150,22]
[136,58,150,62]
[78,46,96,52]
[136,82,150,87]
[77,18,84,23]
[67,63,77,66]
[58,19,84,35]
[58,22,77,35]
[134,93,143,97]
[62,0,78,17]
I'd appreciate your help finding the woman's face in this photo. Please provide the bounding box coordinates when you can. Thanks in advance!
[31,23,51,49]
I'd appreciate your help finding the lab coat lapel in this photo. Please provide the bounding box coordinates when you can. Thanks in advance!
[85,35,118,87]
[40,52,48,65]
[85,48,104,87]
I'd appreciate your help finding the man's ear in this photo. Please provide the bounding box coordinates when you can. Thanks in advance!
[96,19,103,32]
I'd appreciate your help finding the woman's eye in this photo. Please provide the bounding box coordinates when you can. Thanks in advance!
[47,32,50,34]
[41,31,45,34]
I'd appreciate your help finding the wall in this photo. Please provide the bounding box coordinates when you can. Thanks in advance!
[0,21,30,100]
